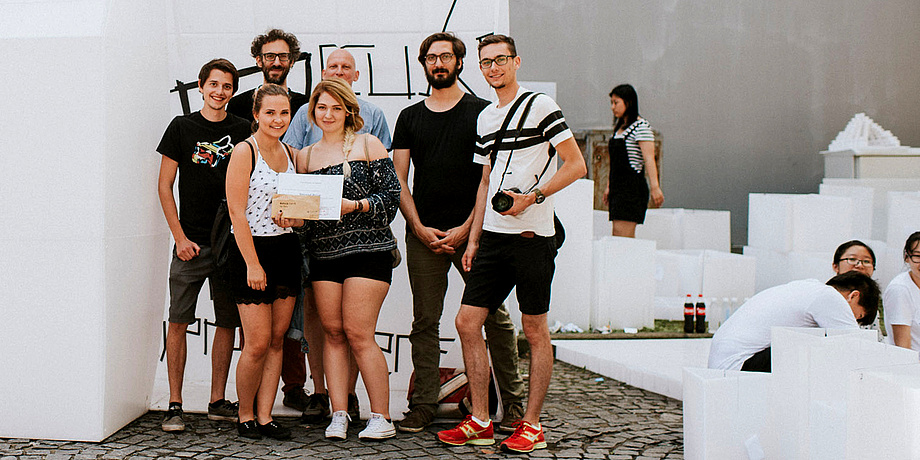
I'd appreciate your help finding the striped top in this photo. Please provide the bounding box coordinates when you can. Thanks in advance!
[615,118,655,173]
[236,138,294,237]
[473,87,573,236]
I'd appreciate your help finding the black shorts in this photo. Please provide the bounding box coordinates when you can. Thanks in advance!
[308,250,393,284]
[227,232,302,305]
[608,172,649,224]
[461,231,556,316]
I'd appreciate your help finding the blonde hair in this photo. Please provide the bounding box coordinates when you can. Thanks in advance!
[307,78,364,133]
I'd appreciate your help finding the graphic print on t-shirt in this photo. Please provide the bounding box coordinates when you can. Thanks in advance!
[192,135,233,167]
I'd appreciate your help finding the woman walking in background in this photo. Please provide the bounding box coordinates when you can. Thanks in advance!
[603,84,663,237]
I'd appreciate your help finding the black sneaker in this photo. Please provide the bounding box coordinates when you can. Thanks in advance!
[301,393,331,424]
[162,403,185,432]
[238,419,261,440]
[348,393,361,420]
[397,406,435,433]
[258,420,291,440]
[283,388,310,412]
[207,399,238,422]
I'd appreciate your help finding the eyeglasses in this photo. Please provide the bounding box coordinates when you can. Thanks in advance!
[840,257,874,267]
[261,52,291,63]
[908,253,920,263]
[479,54,515,69]
[424,53,455,65]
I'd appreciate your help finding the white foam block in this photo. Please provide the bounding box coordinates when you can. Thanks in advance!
[593,209,610,240]
[886,191,920,248]
[549,179,595,330]
[593,236,656,330]
[819,184,874,240]
[682,368,771,460]
[743,245,791,292]
[822,178,920,240]
[791,194,855,253]
[787,250,835,283]
[636,208,684,249]
[636,208,731,252]
[681,209,731,252]
[748,194,796,252]
[765,327,915,459]
[847,364,920,459]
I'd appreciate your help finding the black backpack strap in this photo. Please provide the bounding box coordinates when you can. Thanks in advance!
[242,139,256,177]
[489,91,534,169]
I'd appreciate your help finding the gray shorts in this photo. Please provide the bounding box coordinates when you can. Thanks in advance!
[168,244,240,328]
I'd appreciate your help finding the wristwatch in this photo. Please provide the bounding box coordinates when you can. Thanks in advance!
[532,188,546,204]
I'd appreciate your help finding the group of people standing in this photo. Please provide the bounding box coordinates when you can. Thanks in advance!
[156,28,586,454]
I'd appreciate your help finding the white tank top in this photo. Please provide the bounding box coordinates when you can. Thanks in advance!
[244,137,294,237]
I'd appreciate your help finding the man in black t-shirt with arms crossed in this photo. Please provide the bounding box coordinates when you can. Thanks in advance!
[392,32,524,434]
[157,59,251,432]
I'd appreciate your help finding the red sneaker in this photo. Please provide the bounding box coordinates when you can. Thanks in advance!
[437,415,495,446]
[500,420,547,453]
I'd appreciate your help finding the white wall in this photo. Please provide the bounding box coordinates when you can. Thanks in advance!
[0,1,168,441]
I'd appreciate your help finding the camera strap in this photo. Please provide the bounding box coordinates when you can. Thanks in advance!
[490,92,557,193]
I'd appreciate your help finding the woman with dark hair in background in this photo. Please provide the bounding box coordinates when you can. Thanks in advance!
[603,84,663,237]
[225,84,301,440]
[883,232,920,352]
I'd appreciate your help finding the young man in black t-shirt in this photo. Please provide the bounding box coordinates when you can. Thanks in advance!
[392,32,524,434]
[227,28,313,416]
[157,58,251,432]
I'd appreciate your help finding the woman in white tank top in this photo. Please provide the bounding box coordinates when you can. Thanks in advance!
[225,84,302,441]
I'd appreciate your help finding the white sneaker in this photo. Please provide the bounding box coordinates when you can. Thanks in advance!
[325,410,351,440]
[358,412,396,440]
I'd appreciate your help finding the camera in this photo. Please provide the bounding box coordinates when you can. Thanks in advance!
[491,187,522,213]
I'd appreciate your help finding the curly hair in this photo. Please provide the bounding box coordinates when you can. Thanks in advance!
[250,28,301,62]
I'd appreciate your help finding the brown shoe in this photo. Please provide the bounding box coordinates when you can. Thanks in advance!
[397,406,435,433]
[497,402,525,433]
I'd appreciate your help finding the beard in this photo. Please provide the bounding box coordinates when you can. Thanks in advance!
[425,64,460,89]
[262,65,291,85]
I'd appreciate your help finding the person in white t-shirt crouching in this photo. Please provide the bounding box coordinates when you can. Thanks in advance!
[708,271,880,372]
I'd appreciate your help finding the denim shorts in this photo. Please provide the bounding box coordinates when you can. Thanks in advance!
[168,244,241,328]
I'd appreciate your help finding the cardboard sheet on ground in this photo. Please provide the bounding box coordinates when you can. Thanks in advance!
[274,173,343,220]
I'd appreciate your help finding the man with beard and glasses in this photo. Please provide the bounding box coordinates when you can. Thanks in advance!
[391,32,524,434]
[228,28,309,123]
[281,47,392,426]
[284,48,391,149]
[227,28,314,417]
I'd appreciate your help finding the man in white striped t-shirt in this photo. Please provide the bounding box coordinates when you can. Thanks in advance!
[437,34,587,454]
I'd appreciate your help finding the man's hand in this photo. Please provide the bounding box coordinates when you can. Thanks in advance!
[461,241,478,272]
[175,238,200,261]
[412,225,450,254]
[498,190,537,216]
[431,224,471,254]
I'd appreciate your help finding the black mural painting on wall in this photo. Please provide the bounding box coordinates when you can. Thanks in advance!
[160,0,488,371]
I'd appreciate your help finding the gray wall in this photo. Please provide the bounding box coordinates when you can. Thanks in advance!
[510,0,920,245]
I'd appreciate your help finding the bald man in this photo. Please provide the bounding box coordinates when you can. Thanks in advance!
[283,48,392,149]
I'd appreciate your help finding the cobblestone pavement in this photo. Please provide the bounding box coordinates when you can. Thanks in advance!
[0,360,683,459]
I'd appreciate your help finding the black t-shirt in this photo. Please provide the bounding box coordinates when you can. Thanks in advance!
[156,111,251,244]
[227,87,309,123]
[392,93,489,230]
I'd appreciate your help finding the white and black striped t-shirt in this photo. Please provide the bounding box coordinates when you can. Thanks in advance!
[473,87,573,236]
[616,118,655,173]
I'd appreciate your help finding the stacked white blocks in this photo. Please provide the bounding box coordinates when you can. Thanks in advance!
[636,208,732,252]
[683,327,918,460]
[654,250,756,325]
[744,194,856,291]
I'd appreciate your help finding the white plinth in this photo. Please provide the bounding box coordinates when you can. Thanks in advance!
[682,368,771,460]
[822,147,920,179]
[592,237,655,330]
[0,2,168,441]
